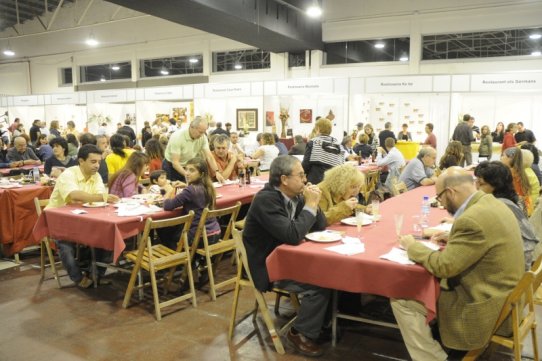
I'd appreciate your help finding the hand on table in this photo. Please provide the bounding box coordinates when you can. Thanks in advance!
[215,172,225,184]
[430,231,449,246]
[399,235,416,250]
[106,194,120,203]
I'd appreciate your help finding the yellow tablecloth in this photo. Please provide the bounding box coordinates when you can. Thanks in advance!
[395,141,420,160]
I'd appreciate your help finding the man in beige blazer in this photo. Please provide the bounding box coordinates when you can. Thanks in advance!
[392,167,524,360]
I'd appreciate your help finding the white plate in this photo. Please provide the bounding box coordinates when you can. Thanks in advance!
[212,182,223,188]
[82,202,107,208]
[306,231,342,243]
[132,194,155,200]
[341,216,373,226]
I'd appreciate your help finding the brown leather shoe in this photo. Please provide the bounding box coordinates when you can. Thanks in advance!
[287,329,324,357]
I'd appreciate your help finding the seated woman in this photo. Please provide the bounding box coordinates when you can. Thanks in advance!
[396,123,412,141]
[35,134,53,161]
[251,132,279,172]
[521,143,542,185]
[106,133,135,176]
[501,147,532,216]
[439,141,463,170]
[474,161,539,270]
[108,152,149,198]
[44,137,77,176]
[66,133,79,158]
[317,164,367,226]
[521,149,540,207]
[353,134,373,160]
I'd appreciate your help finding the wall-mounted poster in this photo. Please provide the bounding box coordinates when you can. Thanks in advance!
[237,108,258,132]
[266,111,275,126]
[300,109,312,124]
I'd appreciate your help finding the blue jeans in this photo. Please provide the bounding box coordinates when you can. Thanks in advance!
[56,240,83,283]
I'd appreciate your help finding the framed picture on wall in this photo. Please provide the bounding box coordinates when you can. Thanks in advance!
[300,109,312,123]
[237,108,258,131]
[265,111,275,126]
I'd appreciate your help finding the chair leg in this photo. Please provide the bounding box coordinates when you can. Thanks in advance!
[185,259,197,308]
[253,290,285,355]
[44,239,61,288]
[40,241,46,281]
[205,251,217,301]
[462,347,486,361]
[228,279,242,340]
[274,293,282,315]
[122,262,141,309]
[149,267,161,321]
[531,324,539,361]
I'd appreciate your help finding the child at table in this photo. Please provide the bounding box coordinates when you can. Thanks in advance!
[108,151,149,198]
[148,170,186,197]
[162,157,221,286]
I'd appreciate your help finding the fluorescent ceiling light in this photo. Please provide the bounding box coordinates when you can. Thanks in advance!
[3,49,15,56]
[529,33,542,40]
[100,76,106,82]
[189,58,199,63]
[234,64,242,70]
[306,5,322,18]
[399,56,409,61]
[160,68,169,75]
[374,42,385,49]
[111,65,120,71]
[531,51,541,56]
[86,33,99,47]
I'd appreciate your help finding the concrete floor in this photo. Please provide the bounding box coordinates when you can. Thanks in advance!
[0,255,539,361]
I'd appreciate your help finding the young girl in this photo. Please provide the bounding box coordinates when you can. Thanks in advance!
[478,125,493,161]
[108,151,149,198]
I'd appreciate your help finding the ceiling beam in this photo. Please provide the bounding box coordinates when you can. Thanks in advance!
[77,0,95,26]
[46,0,64,30]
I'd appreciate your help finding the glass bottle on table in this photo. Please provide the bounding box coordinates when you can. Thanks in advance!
[238,170,245,188]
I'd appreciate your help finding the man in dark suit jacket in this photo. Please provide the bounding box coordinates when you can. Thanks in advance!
[393,167,524,360]
[117,119,136,146]
[243,155,329,357]
[378,122,396,152]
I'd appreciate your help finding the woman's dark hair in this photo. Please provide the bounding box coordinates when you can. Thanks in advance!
[145,138,164,161]
[474,161,518,204]
[66,133,79,147]
[108,151,149,189]
[50,137,69,157]
[186,157,216,210]
[35,134,47,147]
[521,143,540,165]
[150,170,167,184]
[32,119,41,126]
[109,133,127,158]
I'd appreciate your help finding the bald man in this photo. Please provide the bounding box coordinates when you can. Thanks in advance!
[391,167,524,360]
[6,136,41,165]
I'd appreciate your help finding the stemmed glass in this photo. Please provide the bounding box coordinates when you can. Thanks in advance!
[355,209,364,238]
[394,214,404,237]
[102,187,109,206]
[371,199,380,221]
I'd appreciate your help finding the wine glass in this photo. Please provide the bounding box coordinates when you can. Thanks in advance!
[355,209,364,238]
[102,188,108,206]
[394,214,404,237]
[371,199,380,221]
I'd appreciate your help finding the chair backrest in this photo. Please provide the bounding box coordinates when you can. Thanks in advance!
[391,181,408,196]
[139,211,195,253]
[365,170,380,191]
[34,197,49,217]
[531,254,542,297]
[232,228,255,284]
[191,201,242,251]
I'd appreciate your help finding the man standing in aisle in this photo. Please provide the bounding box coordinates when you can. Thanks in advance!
[515,121,536,145]
[452,114,475,166]
[47,145,120,288]
[378,122,396,152]
[163,116,225,183]
[392,167,524,360]
[243,155,330,357]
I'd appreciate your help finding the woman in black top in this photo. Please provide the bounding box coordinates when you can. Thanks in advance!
[141,121,152,147]
[491,122,505,144]
[44,137,77,175]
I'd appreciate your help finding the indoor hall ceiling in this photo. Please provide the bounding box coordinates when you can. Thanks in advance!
[0,0,75,32]
[104,0,324,53]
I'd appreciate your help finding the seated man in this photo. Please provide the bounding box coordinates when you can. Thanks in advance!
[47,145,119,288]
[6,136,41,165]
[376,137,406,189]
[0,137,22,168]
[243,155,330,357]
[393,167,524,360]
[398,147,437,190]
[208,135,245,181]
[229,132,245,157]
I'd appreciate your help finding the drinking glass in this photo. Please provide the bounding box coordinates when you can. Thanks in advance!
[394,214,404,237]
[355,209,364,237]
[102,188,108,206]
[371,199,380,221]
[412,215,422,236]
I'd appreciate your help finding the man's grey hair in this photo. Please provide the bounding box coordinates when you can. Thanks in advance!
[269,155,300,187]
[213,134,230,145]
[190,116,207,128]
[418,147,435,159]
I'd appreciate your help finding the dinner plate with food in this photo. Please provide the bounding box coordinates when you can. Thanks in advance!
[82,202,107,208]
[341,216,373,226]
[305,231,342,243]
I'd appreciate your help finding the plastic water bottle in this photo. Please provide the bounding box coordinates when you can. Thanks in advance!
[33,167,40,183]
[420,195,430,229]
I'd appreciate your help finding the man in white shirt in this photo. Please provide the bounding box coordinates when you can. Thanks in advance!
[376,137,406,189]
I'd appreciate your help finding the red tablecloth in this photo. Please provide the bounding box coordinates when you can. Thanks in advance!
[0,164,44,176]
[215,175,268,208]
[266,185,445,321]
[0,184,53,255]
[33,205,182,262]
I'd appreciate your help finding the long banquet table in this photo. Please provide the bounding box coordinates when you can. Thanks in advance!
[266,185,446,322]
[32,175,269,262]
[0,183,53,256]
[0,164,44,176]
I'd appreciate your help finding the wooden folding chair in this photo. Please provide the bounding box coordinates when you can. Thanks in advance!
[228,229,298,355]
[33,197,62,288]
[462,266,540,361]
[122,211,197,321]
[531,254,542,305]
[362,169,380,204]
[190,202,241,301]
[390,181,408,196]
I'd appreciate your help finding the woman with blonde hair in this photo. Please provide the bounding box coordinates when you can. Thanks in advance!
[521,149,540,207]
[501,147,532,216]
[252,132,279,171]
[302,117,344,184]
[318,164,367,225]
[363,124,379,153]
[439,141,464,170]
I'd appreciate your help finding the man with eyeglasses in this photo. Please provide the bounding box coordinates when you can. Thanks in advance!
[391,167,524,360]
[243,155,330,357]
[398,147,437,190]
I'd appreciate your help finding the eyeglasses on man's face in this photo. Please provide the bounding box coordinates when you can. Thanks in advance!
[287,172,307,179]
[436,188,449,202]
